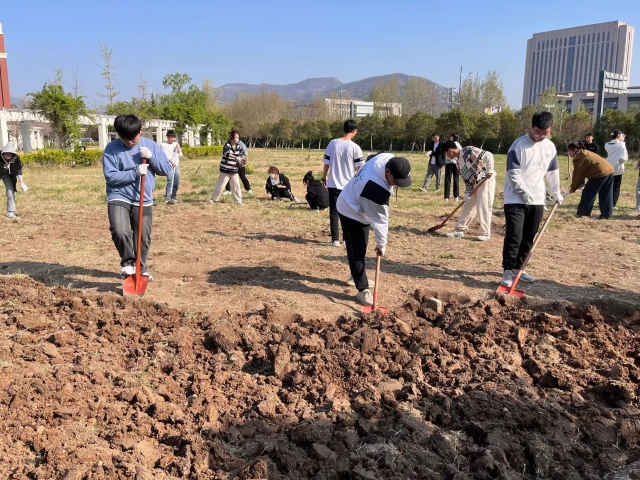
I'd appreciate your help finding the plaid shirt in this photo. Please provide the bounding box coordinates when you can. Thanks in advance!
[458,146,493,194]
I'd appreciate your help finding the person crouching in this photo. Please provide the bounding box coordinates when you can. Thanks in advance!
[337,153,412,306]
[303,171,329,210]
[567,142,614,219]
[266,167,298,201]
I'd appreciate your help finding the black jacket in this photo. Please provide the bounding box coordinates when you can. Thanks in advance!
[428,141,446,167]
[1,154,23,190]
[584,142,599,154]
[265,173,292,196]
[305,180,329,209]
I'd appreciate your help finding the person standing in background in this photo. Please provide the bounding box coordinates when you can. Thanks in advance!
[443,133,461,201]
[604,130,628,209]
[584,133,599,154]
[161,130,182,204]
[225,131,252,196]
[210,130,245,205]
[420,132,446,192]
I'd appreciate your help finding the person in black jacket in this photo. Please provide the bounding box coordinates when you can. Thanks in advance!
[1,142,28,220]
[265,167,298,201]
[584,133,599,154]
[303,171,329,210]
[420,132,446,192]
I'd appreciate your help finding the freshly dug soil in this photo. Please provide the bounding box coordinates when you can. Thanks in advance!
[0,278,639,479]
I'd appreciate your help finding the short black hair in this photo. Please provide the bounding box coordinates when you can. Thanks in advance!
[344,120,357,134]
[450,133,459,142]
[366,150,385,161]
[585,133,594,138]
[268,166,280,174]
[610,130,623,139]
[441,140,459,152]
[568,141,585,151]
[114,114,142,140]
[167,130,177,137]
[532,111,554,129]
[432,132,440,137]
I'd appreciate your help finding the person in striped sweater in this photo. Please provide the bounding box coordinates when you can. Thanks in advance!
[210,130,245,205]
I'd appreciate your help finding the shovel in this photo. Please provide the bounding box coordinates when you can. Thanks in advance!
[123,158,150,297]
[427,174,492,233]
[362,253,388,314]
[496,201,559,298]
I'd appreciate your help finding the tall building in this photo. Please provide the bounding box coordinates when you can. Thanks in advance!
[522,21,634,107]
[0,23,10,108]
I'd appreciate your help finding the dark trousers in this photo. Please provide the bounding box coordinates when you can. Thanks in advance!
[306,193,328,210]
[339,214,371,291]
[108,201,153,272]
[444,163,459,199]
[267,185,295,200]
[226,166,251,191]
[502,204,545,271]
[328,187,342,242]
[577,174,614,218]
[612,174,623,207]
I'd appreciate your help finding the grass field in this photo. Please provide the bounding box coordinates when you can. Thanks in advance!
[1,147,640,318]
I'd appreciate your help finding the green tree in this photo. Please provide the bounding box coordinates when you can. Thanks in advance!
[162,73,193,94]
[516,105,538,135]
[496,110,521,152]
[29,83,87,148]
[437,109,474,141]
[357,115,384,151]
[405,112,436,152]
[469,113,500,148]
[382,115,404,151]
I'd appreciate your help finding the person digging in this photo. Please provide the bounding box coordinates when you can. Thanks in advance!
[441,141,496,241]
[337,153,411,306]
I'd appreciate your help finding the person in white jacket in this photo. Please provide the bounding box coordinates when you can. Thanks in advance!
[500,111,563,288]
[604,130,628,208]
[337,154,412,306]
[161,130,183,204]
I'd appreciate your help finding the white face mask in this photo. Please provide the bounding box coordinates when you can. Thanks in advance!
[270,173,277,180]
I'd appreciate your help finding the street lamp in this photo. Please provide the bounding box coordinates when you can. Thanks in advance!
[459,66,476,112]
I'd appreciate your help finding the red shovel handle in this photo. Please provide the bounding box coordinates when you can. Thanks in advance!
[135,158,147,288]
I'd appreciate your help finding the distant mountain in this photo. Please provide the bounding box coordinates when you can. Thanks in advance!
[10,96,20,107]
[217,73,448,103]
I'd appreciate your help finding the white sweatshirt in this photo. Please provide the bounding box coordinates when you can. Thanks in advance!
[504,134,561,205]
[604,139,628,176]
[337,153,394,252]
[161,142,183,166]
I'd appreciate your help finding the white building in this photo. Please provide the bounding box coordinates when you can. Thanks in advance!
[324,99,402,118]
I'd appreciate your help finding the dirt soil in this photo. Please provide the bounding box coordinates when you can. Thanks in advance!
[2,278,640,479]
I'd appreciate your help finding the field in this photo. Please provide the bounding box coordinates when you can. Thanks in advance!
[1,147,640,479]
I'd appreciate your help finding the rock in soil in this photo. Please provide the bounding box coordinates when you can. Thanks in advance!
[0,278,639,479]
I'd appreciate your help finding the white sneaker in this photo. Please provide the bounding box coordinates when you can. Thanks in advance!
[327,240,341,247]
[476,236,491,242]
[514,270,534,283]
[209,199,217,204]
[445,198,450,202]
[6,212,17,220]
[345,276,375,287]
[444,232,464,238]
[222,191,232,196]
[142,271,154,282]
[419,187,428,192]
[501,270,514,287]
[121,264,135,277]
[356,289,373,306]
[247,190,253,195]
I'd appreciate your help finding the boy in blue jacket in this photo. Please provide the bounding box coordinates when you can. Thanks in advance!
[103,115,173,279]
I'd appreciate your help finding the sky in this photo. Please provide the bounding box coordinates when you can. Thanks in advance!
[2,0,640,109]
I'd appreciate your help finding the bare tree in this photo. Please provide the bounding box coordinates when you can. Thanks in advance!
[138,75,149,101]
[97,42,119,107]
[50,68,64,86]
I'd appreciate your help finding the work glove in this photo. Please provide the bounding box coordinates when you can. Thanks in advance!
[554,193,564,205]
[20,183,28,193]
[375,245,385,257]
[463,193,470,202]
[137,164,149,176]
[139,146,153,160]
[523,193,535,205]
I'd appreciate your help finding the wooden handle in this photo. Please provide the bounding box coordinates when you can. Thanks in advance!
[135,158,147,286]
[372,254,382,310]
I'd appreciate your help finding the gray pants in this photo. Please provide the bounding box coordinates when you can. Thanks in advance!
[108,201,152,272]
[422,163,442,190]
[3,176,16,214]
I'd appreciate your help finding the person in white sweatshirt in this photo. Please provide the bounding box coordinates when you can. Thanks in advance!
[500,111,563,288]
[604,130,628,208]
[337,153,412,306]
[161,130,183,204]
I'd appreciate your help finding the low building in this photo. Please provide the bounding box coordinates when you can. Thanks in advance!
[324,98,402,118]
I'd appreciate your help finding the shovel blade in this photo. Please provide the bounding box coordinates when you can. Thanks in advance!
[361,305,389,314]
[496,284,524,298]
[122,275,149,297]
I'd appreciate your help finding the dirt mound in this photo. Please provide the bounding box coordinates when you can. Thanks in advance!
[0,277,639,479]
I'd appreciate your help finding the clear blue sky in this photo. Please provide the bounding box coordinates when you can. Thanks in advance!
[2,0,640,108]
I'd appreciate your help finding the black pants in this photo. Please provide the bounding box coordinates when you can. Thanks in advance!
[328,187,342,242]
[612,174,623,207]
[444,163,459,199]
[340,214,371,291]
[577,174,614,218]
[108,201,153,272]
[226,166,251,191]
[502,204,544,271]
[267,185,295,200]
[306,193,328,210]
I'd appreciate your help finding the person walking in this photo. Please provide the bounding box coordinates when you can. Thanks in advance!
[265,167,298,201]
[102,114,173,279]
[210,130,245,205]
[161,130,183,204]
[225,131,252,195]
[584,133,599,154]
[1,142,27,220]
[419,132,446,192]
[303,171,329,210]
[441,142,496,241]
[604,130,628,208]
[337,153,412,305]
[500,111,563,288]
[322,119,364,247]
[567,141,614,219]
[443,133,461,201]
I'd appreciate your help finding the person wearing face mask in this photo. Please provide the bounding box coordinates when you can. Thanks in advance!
[265,167,298,201]
[210,130,245,205]
[500,111,563,288]
[102,114,173,278]
[604,130,628,208]
[1,142,27,220]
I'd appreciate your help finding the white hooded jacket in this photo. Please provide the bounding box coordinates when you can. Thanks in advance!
[337,153,394,253]
[604,139,628,176]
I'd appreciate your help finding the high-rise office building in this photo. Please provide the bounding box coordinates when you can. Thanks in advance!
[522,21,634,107]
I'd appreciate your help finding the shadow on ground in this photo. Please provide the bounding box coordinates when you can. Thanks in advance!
[0,261,120,292]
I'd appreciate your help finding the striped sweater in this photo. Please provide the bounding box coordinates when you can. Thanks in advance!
[220,142,245,174]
